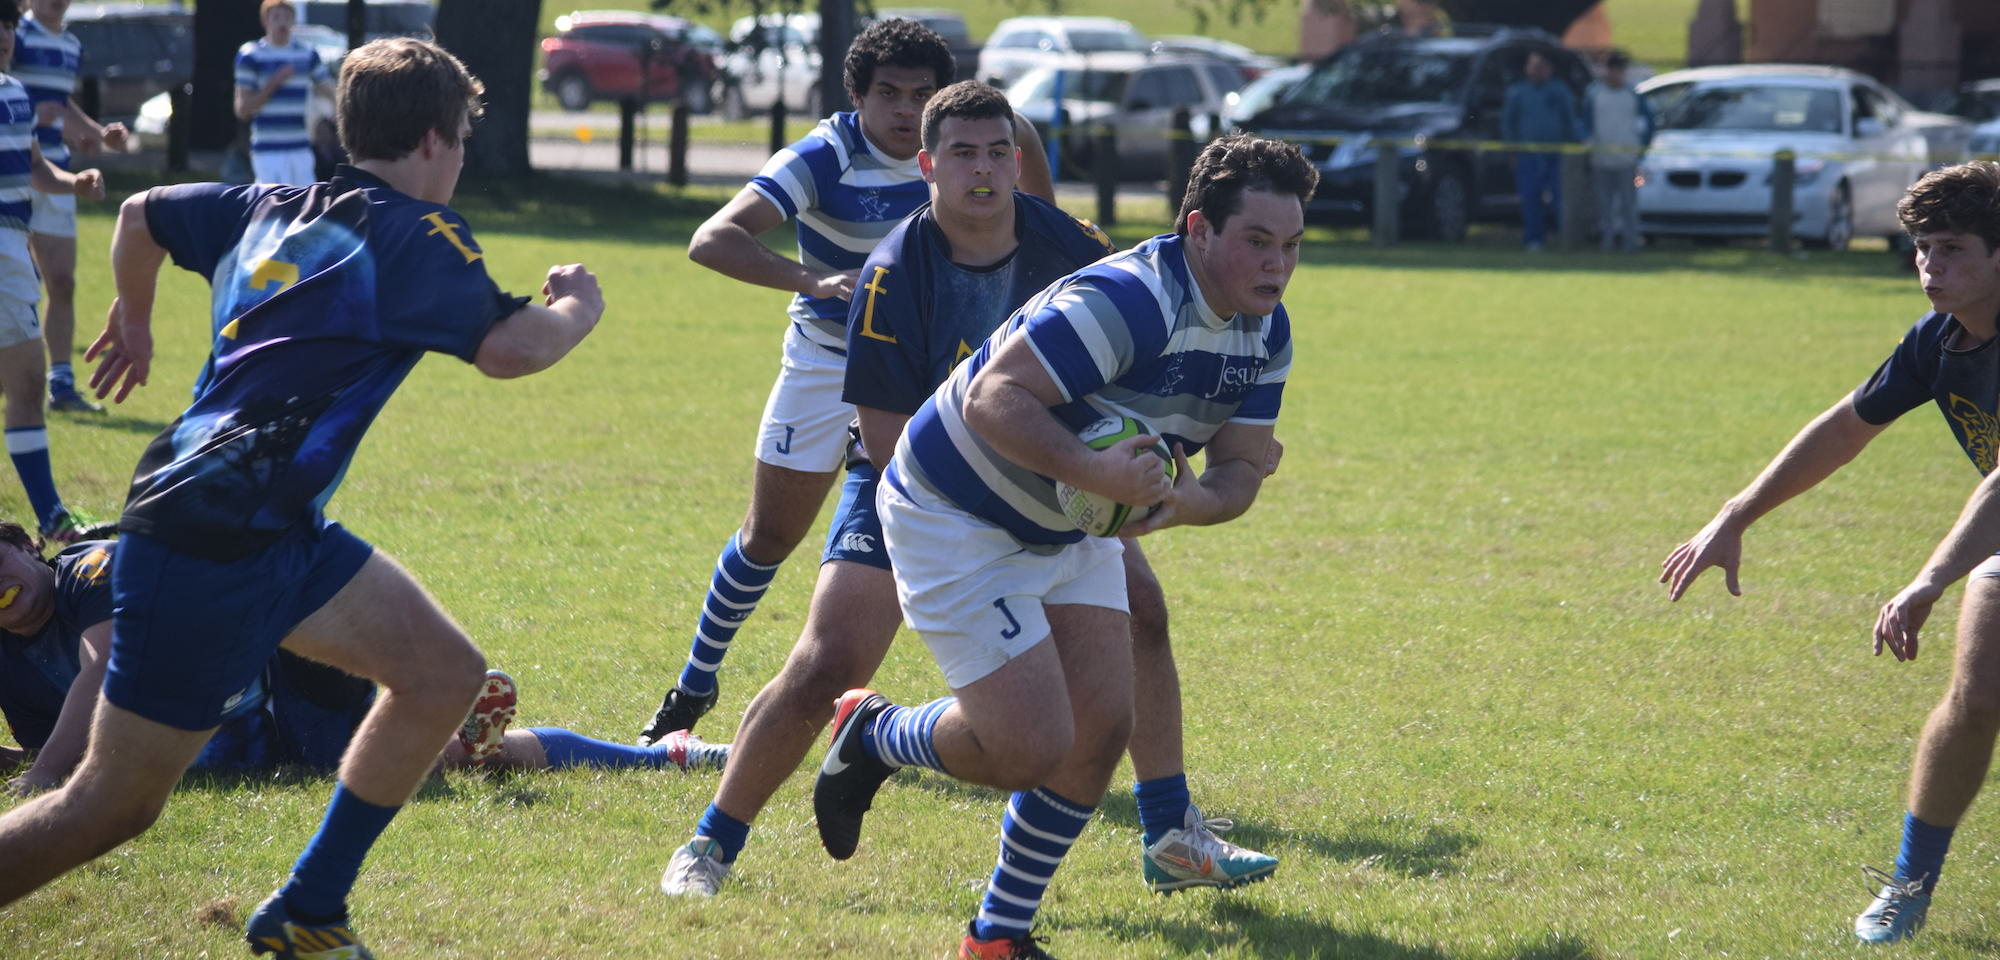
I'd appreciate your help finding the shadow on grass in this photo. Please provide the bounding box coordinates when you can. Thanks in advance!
[174,765,467,804]
[61,411,172,436]
[1096,794,1478,879]
[1096,901,1597,959]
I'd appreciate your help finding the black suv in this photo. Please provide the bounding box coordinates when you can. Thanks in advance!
[1241,27,1591,240]
[66,3,194,125]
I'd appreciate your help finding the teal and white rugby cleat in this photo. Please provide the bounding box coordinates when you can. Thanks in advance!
[1141,805,1278,893]
[1854,865,1930,943]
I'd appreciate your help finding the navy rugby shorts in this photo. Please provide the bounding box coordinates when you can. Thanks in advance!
[821,462,892,571]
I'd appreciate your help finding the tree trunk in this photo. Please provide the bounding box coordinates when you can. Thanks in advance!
[192,0,262,151]
[818,0,855,116]
[434,0,541,177]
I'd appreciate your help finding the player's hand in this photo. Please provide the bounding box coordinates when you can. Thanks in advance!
[267,64,296,90]
[1121,443,1203,536]
[1263,436,1284,477]
[85,298,152,403]
[101,123,129,152]
[1659,515,1745,601]
[71,169,104,203]
[6,773,53,796]
[543,263,604,316]
[1082,433,1173,515]
[806,268,859,301]
[1874,579,1944,662]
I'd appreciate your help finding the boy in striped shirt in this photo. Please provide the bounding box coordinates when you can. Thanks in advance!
[235,0,334,187]
[16,0,127,414]
[0,3,110,542]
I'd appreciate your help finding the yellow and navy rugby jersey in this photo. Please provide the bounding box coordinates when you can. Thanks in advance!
[12,14,79,169]
[234,38,330,154]
[841,191,1115,416]
[1855,309,2000,475]
[121,167,526,561]
[889,233,1291,547]
[0,540,114,750]
[749,111,929,351]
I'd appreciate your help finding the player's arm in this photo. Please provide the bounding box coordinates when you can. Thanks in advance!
[963,335,1171,508]
[472,264,605,379]
[1012,114,1054,203]
[8,621,110,795]
[27,141,100,200]
[687,186,855,300]
[62,97,124,152]
[855,406,911,471]
[234,60,294,121]
[86,191,167,402]
[1660,396,1888,600]
[1123,421,1275,536]
[1874,468,2000,662]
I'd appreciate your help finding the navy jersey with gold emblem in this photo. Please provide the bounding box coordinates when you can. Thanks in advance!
[1854,310,2000,474]
[0,541,114,750]
[123,167,526,560]
[841,191,1114,415]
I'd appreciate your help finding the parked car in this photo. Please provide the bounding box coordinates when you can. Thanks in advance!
[65,2,193,125]
[1223,63,1307,128]
[1007,53,1238,179]
[291,0,433,42]
[1947,78,2000,123]
[1241,27,1590,240]
[978,16,1147,91]
[1636,65,1949,250]
[718,12,819,119]
[878,8,978,82]
[1149,36,1282,81]
[540,9,719,113]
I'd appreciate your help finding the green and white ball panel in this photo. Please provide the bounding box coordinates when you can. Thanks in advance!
[1056,415,1173,537]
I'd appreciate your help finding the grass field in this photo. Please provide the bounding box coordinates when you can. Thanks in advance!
[2,171,1998,959]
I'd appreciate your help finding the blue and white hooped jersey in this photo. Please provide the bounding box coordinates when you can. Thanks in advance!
[889,233,1291,547]
[0,75,42,303]
[13,14,79,169]
[235,39,328,154]
[749,111,928,350]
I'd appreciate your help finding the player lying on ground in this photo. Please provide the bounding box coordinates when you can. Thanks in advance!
[1663,161,2000,944]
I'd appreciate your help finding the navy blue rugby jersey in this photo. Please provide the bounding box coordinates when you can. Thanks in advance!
[122,167,526,560]
[0,541,114,750]
[1854,310,2000,474]
[841,191,1115,416]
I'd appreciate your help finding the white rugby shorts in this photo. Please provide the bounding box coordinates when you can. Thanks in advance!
[251,148,316,187]
[0,294,39,349]
[754,321,854,472]
[878,473,1127,688]
[28,191,75,239]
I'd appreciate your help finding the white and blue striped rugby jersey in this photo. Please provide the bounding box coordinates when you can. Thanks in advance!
[13,14,79,169]
[887,232,1291,547]
[749,111,928,351]
[0,75,45,302]
[234,38,329,154]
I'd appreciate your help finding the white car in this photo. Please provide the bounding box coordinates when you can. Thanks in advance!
[718,13,819,119]
[1636,65,1940,250]
[977,16,1147,92]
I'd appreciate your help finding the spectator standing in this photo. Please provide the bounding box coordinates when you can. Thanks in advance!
[1502,51,1579,252]
[1582,51,1654,252]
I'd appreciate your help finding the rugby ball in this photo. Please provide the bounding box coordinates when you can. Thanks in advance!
[1056,416,1174,537]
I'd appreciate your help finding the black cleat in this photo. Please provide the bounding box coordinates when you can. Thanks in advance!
[812,688,897,860]
[637,683,719,745]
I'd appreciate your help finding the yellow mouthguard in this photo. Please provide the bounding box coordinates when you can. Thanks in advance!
[0,585,19,609]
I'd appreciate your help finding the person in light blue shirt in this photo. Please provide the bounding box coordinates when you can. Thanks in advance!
[1502,51,1580,251]
[234,0,334,186]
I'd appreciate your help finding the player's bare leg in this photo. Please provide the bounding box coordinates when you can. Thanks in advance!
[1124,543,1182,783]
[0,699,213,905]
[28,234,92,412]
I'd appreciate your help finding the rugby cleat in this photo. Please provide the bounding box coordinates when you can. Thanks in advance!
[244,892,376,959]
[637,683,719,745]
[41,507,116,545]
[659,836,731,897]
[1854,865,1930,943]
[811,688,896,860]
[653,728,730,772]
[1141,805,1278,893]
[457,669,517,763]
[48,385,103,414]
[959,922,1059,959]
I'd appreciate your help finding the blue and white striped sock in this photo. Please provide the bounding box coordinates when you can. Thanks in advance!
[5,426,62,529]
[864,697,952,772]
[971,787,1095,943]
[676,532,778,696]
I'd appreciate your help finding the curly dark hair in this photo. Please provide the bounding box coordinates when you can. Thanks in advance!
[1899,161,2000,252]
[843,18,954,99]
[1175,134,1319,238]
[0,520,42,559]
[921,81,1013,153]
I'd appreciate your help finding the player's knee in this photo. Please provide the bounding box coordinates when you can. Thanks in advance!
[62,780,167,850]
[41,270,74,300]
[1947,684,2000,731]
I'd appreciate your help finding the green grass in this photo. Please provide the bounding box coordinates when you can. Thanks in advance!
[4,171,1998,958]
